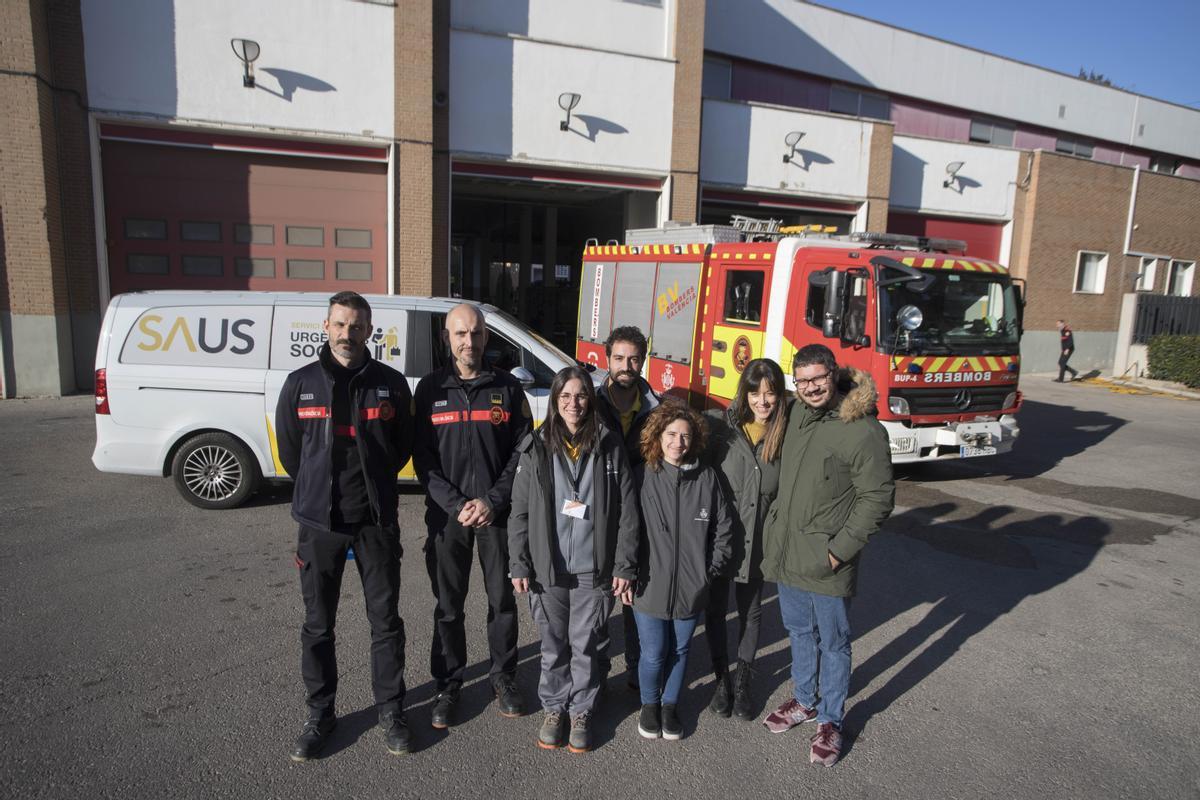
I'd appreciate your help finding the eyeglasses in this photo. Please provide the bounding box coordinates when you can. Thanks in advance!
[794,372,831,389]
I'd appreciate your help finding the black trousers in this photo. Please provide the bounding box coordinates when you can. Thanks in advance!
[425,520,518,691]
[597,601,641,675]
[704,575,765,671]
[1058,349,1078,381]
[296,523,406,718]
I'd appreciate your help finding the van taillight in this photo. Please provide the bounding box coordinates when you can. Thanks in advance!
[95,368,110,415]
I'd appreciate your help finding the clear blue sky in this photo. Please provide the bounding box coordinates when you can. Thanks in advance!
[814,0,1200,108]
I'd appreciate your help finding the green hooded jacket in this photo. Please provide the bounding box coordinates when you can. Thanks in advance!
[761,369,895,597]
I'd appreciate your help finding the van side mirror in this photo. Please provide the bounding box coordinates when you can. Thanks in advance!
[509,366,536,388]
[822,269,844,339]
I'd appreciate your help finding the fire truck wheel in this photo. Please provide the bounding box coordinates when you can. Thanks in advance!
[171,432,261,510]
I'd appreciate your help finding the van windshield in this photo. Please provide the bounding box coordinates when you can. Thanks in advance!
[878,272,1020,356]
[486,308,577,368]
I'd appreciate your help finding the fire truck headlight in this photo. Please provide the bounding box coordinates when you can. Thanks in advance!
[1002,392,1017,410]
[889,436,917,455]
[888,396,910,415]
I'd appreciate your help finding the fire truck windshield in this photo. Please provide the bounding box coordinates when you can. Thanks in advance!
[878,272,1020,356]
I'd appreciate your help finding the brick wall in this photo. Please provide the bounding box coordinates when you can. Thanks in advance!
[865,120,893,231]
[1129,170,1200,295]
[668,0,704,222]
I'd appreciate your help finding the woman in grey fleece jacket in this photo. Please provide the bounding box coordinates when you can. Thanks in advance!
[508,367,638,753]
[614,401,733,741]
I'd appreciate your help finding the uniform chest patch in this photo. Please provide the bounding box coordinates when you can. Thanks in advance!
[434,399,448,407]
[490,392,504,405]
[489,406,505,425]
[300,393,314,401]
[695,507,710,522]
[377,387,390,398]
[378,400,395,421]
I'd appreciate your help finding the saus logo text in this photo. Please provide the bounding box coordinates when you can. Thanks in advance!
[136,314,255,354]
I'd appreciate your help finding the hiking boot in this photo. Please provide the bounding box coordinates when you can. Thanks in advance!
[762,698,817,733]
[731,661,754,721]
[708,668,732,717]
[567,711,592,753]
[430,690,459,730]
[493,674,526,718]
[809,722,843,767]
[661,704,682,740]
[289,714,336,762]
[537,711,567,750]
[637,703,661,739]
[379,710,411,755]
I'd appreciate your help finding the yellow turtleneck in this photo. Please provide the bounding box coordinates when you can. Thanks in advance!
[563,438,582,462]
[743,420,767,448]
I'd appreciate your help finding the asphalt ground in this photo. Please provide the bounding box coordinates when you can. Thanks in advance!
[2,378,1198,799]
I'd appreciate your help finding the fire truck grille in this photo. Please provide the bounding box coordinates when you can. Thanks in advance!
[891,386,1012,415]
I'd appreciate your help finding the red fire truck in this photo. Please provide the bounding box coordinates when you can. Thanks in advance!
[575,219,1023,462]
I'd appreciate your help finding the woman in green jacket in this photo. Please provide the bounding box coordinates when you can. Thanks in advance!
[704,359,786,720]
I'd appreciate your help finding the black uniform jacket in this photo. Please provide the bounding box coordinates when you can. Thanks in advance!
[413,363,533,530]
[275,344,415,531]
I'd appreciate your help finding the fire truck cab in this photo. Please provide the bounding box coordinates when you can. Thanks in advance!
[576,219,1023,462]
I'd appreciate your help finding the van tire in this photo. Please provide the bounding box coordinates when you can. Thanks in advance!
[171,432,261,510]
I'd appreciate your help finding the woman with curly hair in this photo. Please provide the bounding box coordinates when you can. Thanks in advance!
[614,400,733,741]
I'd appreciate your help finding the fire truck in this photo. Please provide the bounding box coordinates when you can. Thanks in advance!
[575,218,1024,462]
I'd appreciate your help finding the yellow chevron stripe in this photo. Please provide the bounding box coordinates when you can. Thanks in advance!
[984,356,1001,371]
[912,357,927,367]
[923,258,937,268]
[948,357,967,371]
[967,357,984,371]
[929,357,948,372]
[902,257,916,266]
[959,260,977,271]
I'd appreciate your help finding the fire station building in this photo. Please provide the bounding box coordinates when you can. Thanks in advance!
[3,0,1198,396]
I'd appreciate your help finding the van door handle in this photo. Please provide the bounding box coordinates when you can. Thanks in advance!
[710,366,725,379]
[711,340,727,352]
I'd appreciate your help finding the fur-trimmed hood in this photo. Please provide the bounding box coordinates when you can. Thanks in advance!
[833,367,878,423]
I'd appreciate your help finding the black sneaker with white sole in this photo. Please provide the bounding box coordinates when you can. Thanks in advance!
[637,703,661,739]
[661,704,682,740]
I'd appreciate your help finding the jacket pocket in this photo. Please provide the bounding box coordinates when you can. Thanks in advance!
[822,454,848,497]
[784,530,835,580]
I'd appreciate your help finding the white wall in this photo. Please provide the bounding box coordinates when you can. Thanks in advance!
[453,0,669,60]
[82,0,394,139]
[450,30,675,174]
[890,135,1020,218]
[705,0,1200,161]
[700,99,873,200]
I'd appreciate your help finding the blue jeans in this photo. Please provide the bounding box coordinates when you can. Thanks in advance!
[632,610,699,706]
[777,583,852,727]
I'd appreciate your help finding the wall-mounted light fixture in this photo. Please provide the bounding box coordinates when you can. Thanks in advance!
[231,38,261,88]
[782,131,805,164]
[943,161,965,188]
[558,92,581,131]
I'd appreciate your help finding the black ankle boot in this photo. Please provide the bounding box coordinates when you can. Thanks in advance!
[708,667,732,717]
[732,661,754,720]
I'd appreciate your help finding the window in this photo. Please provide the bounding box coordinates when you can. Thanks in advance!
[1136,257,1159,292]
[234,224,274,245]
[124,219,166,240]
[1056,137,1094,158]
[1167,260,1195,296]
[969,119,1015,147]
[181,255,223,277]
[829,85,889,121]
[336,261,372,281]
[1073,251,1108,294]
[287,259,324,279]
[702,57,732,100]
[841,272,869,343]
[127,254,169,275]
[1149,156,1181,175]
[235,257,275,278]
[484,329,522,373]
[180,221,221,242]
[723,270,764,324]
[335,229,372,248]
[286,226,324,247]
[805,274,827,329]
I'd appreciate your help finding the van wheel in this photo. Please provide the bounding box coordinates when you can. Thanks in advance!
[171,432,260,510]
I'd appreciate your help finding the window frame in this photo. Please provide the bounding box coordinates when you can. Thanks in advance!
[1072,250,1108,295]
[1167,260,1196,297]
[1135,257,1159,293]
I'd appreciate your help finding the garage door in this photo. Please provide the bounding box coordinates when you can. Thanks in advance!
[100,124,388,297]
[888,212,1003,261]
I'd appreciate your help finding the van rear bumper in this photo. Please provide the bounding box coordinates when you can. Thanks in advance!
[92,416,171,476]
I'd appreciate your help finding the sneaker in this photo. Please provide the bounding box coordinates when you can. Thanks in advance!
[661,704,682,740]
[732,661,755,721]
[537,711,567,750]
[637,703,661,739]
[379,710,411,755]
[430,690,459,730]
[708,669,732,717]
[567,711,592,753]
[809,722,843,767]
[289,715,336,762]
[762,698,817,733]
[493,675,526,718]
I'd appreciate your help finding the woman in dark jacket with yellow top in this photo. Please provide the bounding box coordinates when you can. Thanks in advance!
[614,401,733,741]
[703,358,786,720]
[509,366,638,753]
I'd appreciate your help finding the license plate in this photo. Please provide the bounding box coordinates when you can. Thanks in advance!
[960,445,997,458]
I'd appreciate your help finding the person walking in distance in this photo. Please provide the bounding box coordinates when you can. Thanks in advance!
[761,344,894,767]
[414,303,534,729]
[614,401,733,741]
[594,326,659,689]
[1056,319,1078,382]
[508,367,639,753]
[275,291,415,762]
[704,359,787,721]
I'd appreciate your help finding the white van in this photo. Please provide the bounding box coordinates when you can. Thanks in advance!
[92,291,592,509]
